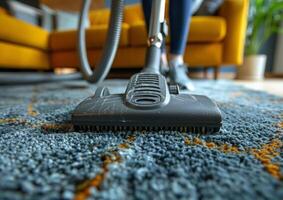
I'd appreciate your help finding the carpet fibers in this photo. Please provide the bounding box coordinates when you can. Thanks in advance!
[0,80,282,200]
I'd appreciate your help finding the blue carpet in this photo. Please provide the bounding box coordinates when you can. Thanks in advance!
[0,80,282,200]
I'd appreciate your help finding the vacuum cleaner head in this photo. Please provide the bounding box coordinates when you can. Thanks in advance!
[72,73,222,134]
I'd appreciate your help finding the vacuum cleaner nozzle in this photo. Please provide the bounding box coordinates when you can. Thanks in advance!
[72,73,222,133]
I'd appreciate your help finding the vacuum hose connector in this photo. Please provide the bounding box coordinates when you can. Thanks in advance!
[78,0,124,83]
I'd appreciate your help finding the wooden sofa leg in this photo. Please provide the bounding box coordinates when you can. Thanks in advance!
[203,68,208,79]
[214,66,220,80]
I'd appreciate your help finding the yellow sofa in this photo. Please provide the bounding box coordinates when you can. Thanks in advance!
[0,0,249,79]
[50,0,249,79]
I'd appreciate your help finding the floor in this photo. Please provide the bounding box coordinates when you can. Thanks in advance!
[0,79,282,199]
[191,71,283,97]
[235,79,283,97]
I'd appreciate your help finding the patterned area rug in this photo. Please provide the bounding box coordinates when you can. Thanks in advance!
[0,80,282,200]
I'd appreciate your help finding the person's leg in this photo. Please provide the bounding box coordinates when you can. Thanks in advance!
[141,0,168,74]
[169,0,192,62]
[169,0,194,90]
[141,0,151,27]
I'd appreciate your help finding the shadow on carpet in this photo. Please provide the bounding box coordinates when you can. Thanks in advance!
[0,80,282,200]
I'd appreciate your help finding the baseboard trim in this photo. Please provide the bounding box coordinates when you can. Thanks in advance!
[265,73,283,78]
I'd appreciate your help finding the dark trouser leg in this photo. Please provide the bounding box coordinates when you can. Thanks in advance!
[169,0,192,55]
[168,0,195,90]
[141,0,152,28]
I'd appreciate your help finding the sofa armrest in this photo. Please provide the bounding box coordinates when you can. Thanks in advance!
[0,14,49,50]
[0,7,8,15]
[218,0,249,65]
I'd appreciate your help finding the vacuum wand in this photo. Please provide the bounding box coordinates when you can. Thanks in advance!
[143,0,166,74]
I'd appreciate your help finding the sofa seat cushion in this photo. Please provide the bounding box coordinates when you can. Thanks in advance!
[51,43,222,68]
[129,16,226,46]
[50,23,129,51]
[0,14,49,50]
[0,41,49,70]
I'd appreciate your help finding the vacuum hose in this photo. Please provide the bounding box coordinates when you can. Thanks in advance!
[78,0,124,83]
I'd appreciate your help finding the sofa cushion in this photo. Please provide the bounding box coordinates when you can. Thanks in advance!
[89,5,145,26]
[129,16,226,46]
[89,8,110,25]
[124,4,145,25]
[0,14,49,50]
[0,41,49,70]
[51,43,222,68]
[50,23,129,51]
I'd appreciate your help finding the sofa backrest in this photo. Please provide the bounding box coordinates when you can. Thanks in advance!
[89,8,110,26]
[89,4,146,26]
[88,3,174,26]
[124,4,145,25]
